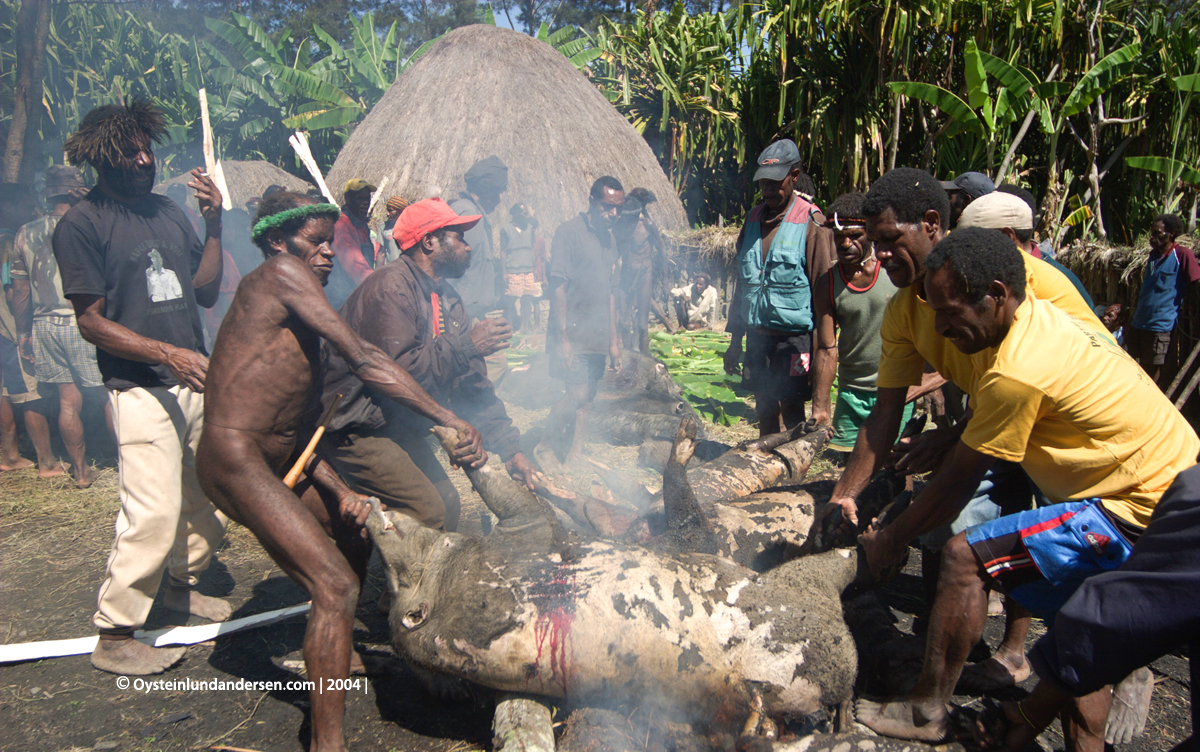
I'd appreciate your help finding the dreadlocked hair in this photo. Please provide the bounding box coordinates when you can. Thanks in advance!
[251,191,339,257]
[64,99,168,169]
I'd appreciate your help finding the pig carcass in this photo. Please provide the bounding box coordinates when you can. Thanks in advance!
[542,421,833,570]
[363,426,863,723]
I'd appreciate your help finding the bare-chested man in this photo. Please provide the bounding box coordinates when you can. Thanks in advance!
[196,192,485,752]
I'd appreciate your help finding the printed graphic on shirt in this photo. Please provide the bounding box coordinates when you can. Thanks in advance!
[145,249,183,303]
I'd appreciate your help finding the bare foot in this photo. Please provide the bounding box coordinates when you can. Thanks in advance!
[1106,666,1154,745]
[163,587,232,622]
[74,466,98,489]
[956,652,1031,693]
[91,638,186,675]
[855,697,950,742]
[0,457,35,472]
[38,461,67,479]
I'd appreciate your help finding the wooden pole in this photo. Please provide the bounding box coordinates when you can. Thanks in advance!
[282,394,343,489]
[1165,336,1200,403]
[288,131,338,206]
[197,88,232,210]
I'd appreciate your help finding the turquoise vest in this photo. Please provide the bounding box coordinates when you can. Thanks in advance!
[737,195,817,332]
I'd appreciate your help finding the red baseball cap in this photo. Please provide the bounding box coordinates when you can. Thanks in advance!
[393,197,481,251]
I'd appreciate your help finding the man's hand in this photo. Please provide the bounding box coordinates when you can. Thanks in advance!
[336,491,372,527]
[506,452,542,490]
[891,427,959,475]
[444,417,486,468]
[810,407,831,427]
[556,336,574,368]
[723,341,743,375]
[187,168,224,230]
[858,526,906,582]
[819,495,860,537]
[469,317,513,356]
[161,346,209,392]
[17,334,34,365]
[609,340,622,374]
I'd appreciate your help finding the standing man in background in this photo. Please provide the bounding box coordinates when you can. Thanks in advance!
[53,100,232,676]
[723,139,836,436]
[325,178,379,309]
[500,202,541,331]
[1127,213,1200,387]
[547,176,624,465]
[810,192,909,454]
[1,182,61,478]
[451,156,508,320]
[10,166,111,487]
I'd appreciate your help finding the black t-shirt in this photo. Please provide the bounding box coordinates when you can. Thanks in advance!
[53,189,207,389]
[548,212,616,355]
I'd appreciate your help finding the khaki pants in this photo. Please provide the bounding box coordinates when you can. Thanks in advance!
[323,430,460,531]
[94,385,229,631]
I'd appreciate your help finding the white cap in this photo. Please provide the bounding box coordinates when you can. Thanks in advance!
[957,191,1034,231]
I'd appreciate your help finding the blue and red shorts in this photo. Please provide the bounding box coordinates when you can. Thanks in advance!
[966,499,1137,620]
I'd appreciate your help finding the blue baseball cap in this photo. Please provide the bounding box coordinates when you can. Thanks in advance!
[940,171,995,200]
[753,139,801,182]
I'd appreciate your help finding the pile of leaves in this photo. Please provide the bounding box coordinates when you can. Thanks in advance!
[649,330,753,426]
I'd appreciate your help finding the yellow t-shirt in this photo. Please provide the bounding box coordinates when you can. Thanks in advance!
[961,296,1199,527]
[877,251,1110,392]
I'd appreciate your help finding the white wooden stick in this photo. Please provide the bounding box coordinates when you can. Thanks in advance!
[367,175,389,215]
[0,603,312,664]
[289,131,338,206]
[198,88,233,210]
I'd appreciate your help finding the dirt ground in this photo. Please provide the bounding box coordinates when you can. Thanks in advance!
[0,374,1192,751]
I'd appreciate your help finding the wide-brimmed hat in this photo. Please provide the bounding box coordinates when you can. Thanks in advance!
[43,165,86,198]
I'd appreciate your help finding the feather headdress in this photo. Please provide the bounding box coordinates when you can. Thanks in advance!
[64,99,168,168]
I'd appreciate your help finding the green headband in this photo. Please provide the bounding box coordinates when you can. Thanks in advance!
[251,203,340,241]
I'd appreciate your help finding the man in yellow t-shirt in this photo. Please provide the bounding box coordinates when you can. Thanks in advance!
[823,168,1108,701]
[854,228,1199,745]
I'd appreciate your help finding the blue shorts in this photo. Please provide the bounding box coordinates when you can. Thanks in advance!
[919,460,1041,551]
[967,499,1136,620]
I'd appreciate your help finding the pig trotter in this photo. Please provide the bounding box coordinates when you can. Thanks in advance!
[662,418,719,554]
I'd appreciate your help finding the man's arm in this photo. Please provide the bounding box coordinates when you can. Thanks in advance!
[859,440,996,578]
[551,279,571,362]
[609,288,622,373]
[187,169,224,308]
[825,386,909,524]
[724,279,745,374]
[9,233,32,362]
[275,258,485,466]
[810,269,837,425]
[305,455,370,527]
[71,294,209,391]
[806,218,836,285]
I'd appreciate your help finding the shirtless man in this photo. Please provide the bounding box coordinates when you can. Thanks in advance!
[196,191,485,752]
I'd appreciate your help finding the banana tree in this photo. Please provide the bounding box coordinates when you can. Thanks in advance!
[590,3,744,221]
[1125,67,1200,228]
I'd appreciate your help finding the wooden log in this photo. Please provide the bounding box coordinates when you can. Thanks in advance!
[493,693,555,752]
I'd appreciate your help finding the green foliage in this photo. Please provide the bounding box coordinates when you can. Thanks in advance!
[3,0,1198,239]
[648,330,751,426]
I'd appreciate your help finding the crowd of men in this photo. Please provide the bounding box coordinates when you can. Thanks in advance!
[1,98,1197,752]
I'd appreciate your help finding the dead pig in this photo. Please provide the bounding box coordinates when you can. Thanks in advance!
[587,393,706,445]
[363,427,862,724]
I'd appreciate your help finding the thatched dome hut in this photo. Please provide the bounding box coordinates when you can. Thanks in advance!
[155,159,313,211]
[327,24,687,233]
